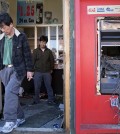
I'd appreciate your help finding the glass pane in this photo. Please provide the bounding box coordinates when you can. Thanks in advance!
[50,26,56,50]
[21,27,34,51]
[58,25,63,69]
[24,27,34,38]
[37,27,48,38]
[58,25,63,50]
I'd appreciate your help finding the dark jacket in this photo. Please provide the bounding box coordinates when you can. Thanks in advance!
[33,47,54,73]
[0,28,33,80]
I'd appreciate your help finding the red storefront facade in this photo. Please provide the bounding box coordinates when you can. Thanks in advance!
[75,0,120,133]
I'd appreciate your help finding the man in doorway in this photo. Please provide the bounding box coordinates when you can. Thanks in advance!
[32,35,55,105]
[0,13,33,133]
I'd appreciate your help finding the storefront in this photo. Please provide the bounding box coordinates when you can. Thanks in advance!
[1,0,120,134]
[75,0,120,133]
[0,0,70,133]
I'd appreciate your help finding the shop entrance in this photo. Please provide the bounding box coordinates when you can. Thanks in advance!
[16,0,65,130]
[0,0,71,133]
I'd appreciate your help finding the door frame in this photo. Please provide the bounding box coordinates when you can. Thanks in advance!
[63,0,70,132]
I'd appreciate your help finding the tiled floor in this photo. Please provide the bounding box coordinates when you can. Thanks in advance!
[0,96,64,129]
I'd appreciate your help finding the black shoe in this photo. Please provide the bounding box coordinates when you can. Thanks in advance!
[47,101,56,105]
[40,94,48,99]
[29,101,39,106]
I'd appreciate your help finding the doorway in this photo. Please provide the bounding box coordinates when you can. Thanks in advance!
[17,0,64,130]
[0,0,71,133]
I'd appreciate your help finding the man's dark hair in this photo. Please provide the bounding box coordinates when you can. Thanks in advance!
[39,35,48,43]
[0,13,13,26]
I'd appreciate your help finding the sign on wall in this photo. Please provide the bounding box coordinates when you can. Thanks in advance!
[17,1,43,25]
[17,1,35,25]
[87,5,120,14]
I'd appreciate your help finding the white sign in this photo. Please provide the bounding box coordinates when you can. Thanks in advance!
[87,5,120,14]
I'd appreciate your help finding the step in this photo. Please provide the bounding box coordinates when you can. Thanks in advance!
[0,127,66,134]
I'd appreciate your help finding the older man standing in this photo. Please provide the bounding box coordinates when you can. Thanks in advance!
[32,35,55,105]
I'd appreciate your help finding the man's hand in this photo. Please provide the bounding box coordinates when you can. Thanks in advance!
[27,72,34,81]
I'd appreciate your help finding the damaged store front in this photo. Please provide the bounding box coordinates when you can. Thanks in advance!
[97,17,120,102]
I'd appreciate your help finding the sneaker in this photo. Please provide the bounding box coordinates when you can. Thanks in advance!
[1,122,17,133]
[16,118,25,127]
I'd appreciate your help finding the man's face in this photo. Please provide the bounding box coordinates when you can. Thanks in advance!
[39,41,46,49]
[0,23,13,36]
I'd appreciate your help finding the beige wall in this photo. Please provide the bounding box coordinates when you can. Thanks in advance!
[8,0,63,25]
[8,0,17,26]
[44,0,63,24]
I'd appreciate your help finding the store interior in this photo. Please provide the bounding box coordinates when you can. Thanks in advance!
[0,0,65,130]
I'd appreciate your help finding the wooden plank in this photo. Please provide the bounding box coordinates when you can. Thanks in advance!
[63,0,70,132]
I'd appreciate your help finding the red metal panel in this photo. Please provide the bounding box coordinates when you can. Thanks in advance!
[75,0,120,133]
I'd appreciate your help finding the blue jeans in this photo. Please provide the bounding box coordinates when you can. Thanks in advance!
[34,72,54,103]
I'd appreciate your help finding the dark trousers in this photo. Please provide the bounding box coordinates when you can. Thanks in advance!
[33,72,54,103]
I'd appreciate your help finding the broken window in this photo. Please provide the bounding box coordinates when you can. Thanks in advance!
[97,18,120,95]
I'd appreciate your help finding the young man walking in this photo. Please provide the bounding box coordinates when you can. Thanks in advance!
[0,13,33,133]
